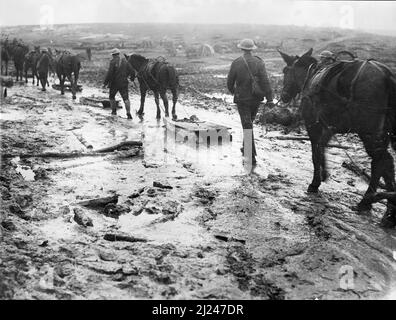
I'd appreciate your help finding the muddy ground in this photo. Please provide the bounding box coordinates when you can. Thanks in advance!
[1,23,396,299]
[1,77,396,300]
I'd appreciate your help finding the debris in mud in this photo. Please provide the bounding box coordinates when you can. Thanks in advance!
[162,200,183,216]
[9,203,30,221]
[103,203,130,219]
[77,195,119,209]
[174,114,201,123]
[145,202,162,215]
[193,186,218,205]
[214,234,246,244]
[1,220,16,232]
[142,161,160,168]
[98,250,117,262]
[52,83,83,92]
[79,96,121,109]
[95,141,143,153]
[14,193,33,209]
[0,186,11,200]
[73,208,93,227]
[146,188,157,198]
[153,181,173,190]
[103,233,148,243]
[33,167,50,180]
[128,188,145,199]
[132,200,149,216]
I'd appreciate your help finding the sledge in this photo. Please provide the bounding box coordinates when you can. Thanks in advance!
[79,96,122,109]
[52,83,83,92]
[163,116,233,146]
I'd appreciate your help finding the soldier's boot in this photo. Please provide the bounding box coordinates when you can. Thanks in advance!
[110,99,117,115]
[125,99,132,120]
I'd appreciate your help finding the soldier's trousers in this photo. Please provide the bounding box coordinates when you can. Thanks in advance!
[237,101,260,160]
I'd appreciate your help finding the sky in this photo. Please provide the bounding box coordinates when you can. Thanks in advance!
[0,0,396,33]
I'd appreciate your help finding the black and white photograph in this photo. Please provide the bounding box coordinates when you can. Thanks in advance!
[1,0,396,303]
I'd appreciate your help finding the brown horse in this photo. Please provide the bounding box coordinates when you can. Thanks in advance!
[1,46,10,76]
[36,52,53,91]
[11,43,29,81]
[279,48,396,228]
[125,54,179,120]
[54,50,81,99]
[23,47,41,85]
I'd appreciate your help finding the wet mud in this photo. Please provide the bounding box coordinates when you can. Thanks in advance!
[1,77,396,300]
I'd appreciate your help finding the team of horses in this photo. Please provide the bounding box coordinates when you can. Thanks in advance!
[1,37,395,228]
[1,39,82,98]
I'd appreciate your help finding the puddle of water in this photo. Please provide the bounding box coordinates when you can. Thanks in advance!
[213,74,227,79]
[11,157,35,181]
[0,110,27,121]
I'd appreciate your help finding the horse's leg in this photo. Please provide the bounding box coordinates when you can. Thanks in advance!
[307,124,324,193]
[137,86,146,117]
[154,90,161,120]
[379,150,396,227]
[320,128,333,182]
[159,89,169,118]
[60,74,65,95]
[357,134,388,211]
[68,74,76,99]
[171,87,178,120]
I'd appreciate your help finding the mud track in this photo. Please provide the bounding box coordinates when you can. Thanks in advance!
[1,81,396,300]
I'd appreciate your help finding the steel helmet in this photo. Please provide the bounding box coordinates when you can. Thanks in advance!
[237,39,257,51]
[319,50,335,59]
[111,48,121,55]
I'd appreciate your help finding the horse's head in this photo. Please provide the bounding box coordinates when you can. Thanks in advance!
[279,48,316,103]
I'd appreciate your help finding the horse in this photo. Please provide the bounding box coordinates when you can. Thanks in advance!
[1,46,10,76]
[23,48,41,85]
[11,43,29,81]
[125,54,179,120]
[54,50,81,99]
[36,52,54,91]
[279,48,396,228]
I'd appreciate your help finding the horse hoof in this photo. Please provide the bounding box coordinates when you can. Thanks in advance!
[61,92,65,95]
[380,210,396,229]
[165,113,170,118]
[172,114,178,121]
[307,185,319,193]
[156,114,161,120]
[72,96,76,100]
[353,202,372,213]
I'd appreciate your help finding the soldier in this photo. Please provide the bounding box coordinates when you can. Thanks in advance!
[103,48,134,119]
[227,39,274,166]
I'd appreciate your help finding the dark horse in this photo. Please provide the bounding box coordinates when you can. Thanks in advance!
[279,48,396,228]
[54,50,81,99]
[125,54,179,120]
[23,47,41,85]
[12,43,29,81]
[1,46,10,76]
[36,52,53,91]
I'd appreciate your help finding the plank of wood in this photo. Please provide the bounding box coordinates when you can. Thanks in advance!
[103,233,148,243]
[95,140,143,153]
[77,195,119,208]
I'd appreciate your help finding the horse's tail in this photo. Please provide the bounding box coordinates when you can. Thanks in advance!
[166,65,178,89]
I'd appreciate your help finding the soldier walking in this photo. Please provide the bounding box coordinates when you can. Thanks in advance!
[103,48,134,119]
[227,39,274,166]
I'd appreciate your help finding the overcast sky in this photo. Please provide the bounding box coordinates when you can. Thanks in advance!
[1,0,396,33]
